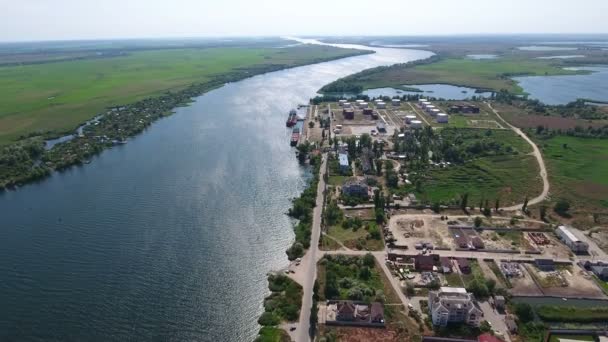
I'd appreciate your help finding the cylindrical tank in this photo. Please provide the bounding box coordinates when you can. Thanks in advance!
[410,120,423,129]
[405,115,417,124]
[437,113,449,123]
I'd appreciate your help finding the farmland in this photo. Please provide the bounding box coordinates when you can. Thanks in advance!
[537,135,608,210]
[0,44,367,145]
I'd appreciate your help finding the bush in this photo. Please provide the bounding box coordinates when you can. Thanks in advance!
[515,302,534,323]
[474,216,483,228]
[553,199,571,217]
[258,312,280,326]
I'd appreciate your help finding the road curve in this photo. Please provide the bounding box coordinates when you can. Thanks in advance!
[486,102,550,211]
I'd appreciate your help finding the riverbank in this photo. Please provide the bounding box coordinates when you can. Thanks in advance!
[0,46,371,190]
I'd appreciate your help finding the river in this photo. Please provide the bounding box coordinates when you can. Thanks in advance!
[0,40,431,341]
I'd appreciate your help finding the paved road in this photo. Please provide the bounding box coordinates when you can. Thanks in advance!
[486,102,550,211]
[295,154,327,342]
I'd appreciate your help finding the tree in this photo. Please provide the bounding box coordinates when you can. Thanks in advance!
[308,121,315,128]
[431,202,441,213]
[483,207,492,217]
[539,205,547,221]
[405,282,415,297]
[359,266,372,280]
[515,302,534,323]
[460,193,469,212]
[522,196,529,213]
[554,199,571,217]
[479,320,493,333]
[474,216,483,228]
[495,199,500,212]
[485,279,496,294]
[466,278,489,298]
[363,253,376,268]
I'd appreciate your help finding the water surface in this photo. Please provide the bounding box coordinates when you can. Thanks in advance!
[363,84,492,100]
[0,39,431,341]
[514,66,608,104]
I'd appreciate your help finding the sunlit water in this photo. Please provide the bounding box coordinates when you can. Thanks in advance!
[0,39,431,341]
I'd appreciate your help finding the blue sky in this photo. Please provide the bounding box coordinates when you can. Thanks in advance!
[1,0,607,41]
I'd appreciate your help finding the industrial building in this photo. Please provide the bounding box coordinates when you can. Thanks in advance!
[428,287,483,327]
[343,109,354,120]
[556,225,589,254]
[437,113,449,123]
[405,115,417,124]
[410,120,423,129]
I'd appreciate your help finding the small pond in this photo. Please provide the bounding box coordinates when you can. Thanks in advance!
[363,84,492,100]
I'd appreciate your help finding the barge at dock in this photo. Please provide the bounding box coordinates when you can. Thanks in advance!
[286,109,298,127]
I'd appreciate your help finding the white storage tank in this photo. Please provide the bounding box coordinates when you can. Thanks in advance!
[410,120,423,129]
[355,99,364,104]
[425,105,436,113]
[419,98,428,103]
[391,98,401,106]
[343,102,351,108]
[338,99,347,106]
[359,102,368,108]
[377,102,386,109]
[405,115,417,124]
[430,108,441,117]
[421,101,431,109]
[437,113,449,123]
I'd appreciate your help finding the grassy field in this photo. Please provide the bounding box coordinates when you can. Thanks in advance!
[415,154,541,206]
[322,56,582,95]
[548,335,595,342]
[0,44,365,144]
[539,135,608,209]
[325,221,385,251]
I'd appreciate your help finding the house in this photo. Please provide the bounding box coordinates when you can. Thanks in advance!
[478,333,503,342]
[327,300,385,327]
[338,153,349,174]
[457,258,471,274]
[341,178,368,198]
[556,225,589,254]
[337,301,356,321]
[591,265,608,280]
[471,236,485,249]
[428,287,483,327]
[440,257,453,273]
[415,254,437,271]
[534,258,555,271]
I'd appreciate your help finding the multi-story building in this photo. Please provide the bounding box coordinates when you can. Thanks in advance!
[428,287,483,327]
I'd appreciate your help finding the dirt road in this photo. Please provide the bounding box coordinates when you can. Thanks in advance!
[486,102,550,211]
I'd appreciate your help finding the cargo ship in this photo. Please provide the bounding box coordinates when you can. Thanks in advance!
[290,127,300,146]
[286,109,298,127]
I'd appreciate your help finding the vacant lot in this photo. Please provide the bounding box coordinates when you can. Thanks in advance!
[0,45,364,144]
[416,154,541,206]
[538,135,608,210]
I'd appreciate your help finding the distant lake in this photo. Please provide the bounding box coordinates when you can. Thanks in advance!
[467,54,498,60]
[514,66,608,105]
[536,55,585,59]
[363,84,492,100]
[370,42,429,48]
[518,45,578,51]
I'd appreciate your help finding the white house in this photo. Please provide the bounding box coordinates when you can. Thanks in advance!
[428,287,483,327]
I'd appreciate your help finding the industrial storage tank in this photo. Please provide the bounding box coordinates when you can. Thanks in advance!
[405,115,417,124]
[343,102,351,108]
[338,99,347,106]
[437,113,449,123]
[391,99,401,106]
[377,102,386,109]
[425,105,436,113]
[359,102,368,109]
[430,108,441,117]
[421,101,431,109]
[410,120,423,129]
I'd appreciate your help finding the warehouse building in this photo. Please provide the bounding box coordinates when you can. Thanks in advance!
[556,225,589,254]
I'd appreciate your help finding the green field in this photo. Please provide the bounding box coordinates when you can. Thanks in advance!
[540,135,608,209]
[322,56,583,95]
[549,335,594,342]
[0,44,365,144]
[414,154,541,206]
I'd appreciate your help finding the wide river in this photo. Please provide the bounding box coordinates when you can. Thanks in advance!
[0,40,431,341]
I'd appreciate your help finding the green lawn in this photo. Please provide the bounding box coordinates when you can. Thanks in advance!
[444,272,464,287]
[326,222,385,251]
[539,135,608,209]
[0,45,364,144]
[549,335,594,342]
[256,327,290,342]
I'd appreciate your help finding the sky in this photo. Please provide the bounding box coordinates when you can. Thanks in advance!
[1,0,607,41]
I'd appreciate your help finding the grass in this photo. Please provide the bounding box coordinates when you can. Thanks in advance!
[325,221,385,251]
[461,259,484,286]
[592,275,608,295]
[538,135,608,209]
[415,154,541,206]
[328,175,348,186]
[256,327,291,342]
[549,334,595,342]
[0,44,364,144]
[444,272,464,287]
[536,305,608,323]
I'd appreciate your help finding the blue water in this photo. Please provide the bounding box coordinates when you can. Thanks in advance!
[518,46,579,51]
[363,84,492,100]
[467,54,498,59]
[514,66,608,105]
[0,40,431,341]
